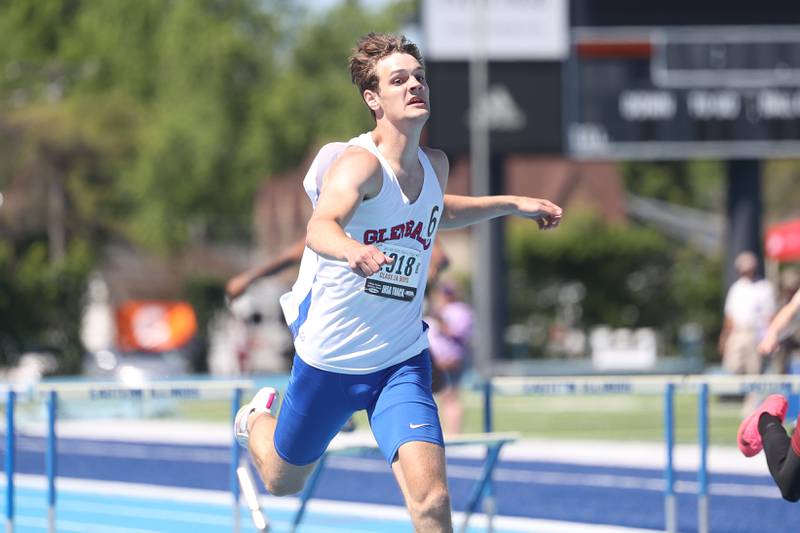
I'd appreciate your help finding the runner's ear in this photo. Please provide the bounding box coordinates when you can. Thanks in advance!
[364,89,380,112]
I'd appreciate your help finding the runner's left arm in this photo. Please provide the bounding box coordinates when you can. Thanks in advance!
[440,194,562,230]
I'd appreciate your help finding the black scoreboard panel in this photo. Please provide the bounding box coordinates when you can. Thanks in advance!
[565,27,800,160]
[425,61,563,155]
[571,0,800,27]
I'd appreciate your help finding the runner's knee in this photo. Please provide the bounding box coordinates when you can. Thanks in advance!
[262,473,305,497]
[409,484,451,518]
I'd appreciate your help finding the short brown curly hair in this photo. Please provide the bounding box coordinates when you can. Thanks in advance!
[348,32,424,116]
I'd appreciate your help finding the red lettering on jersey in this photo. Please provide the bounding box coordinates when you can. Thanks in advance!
[390,224,404,240]
[363,229,379,244]
[363,220,433,249]
[409,221,423,241]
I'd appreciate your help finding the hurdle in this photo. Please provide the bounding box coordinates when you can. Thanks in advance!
[4,374,800,533]
[0,378,255,533]
[485,373,800,533]
[287,430,520,533]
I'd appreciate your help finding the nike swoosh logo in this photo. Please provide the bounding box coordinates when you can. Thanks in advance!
[409,423,432,429]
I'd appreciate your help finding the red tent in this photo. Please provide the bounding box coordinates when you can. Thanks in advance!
[766,219,800,262]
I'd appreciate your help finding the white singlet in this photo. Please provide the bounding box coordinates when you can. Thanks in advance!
[279,133,445,374]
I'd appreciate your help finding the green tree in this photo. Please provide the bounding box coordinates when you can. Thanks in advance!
[0,0,285,250]
[238,0,415,178]
[507,210,723,361]
[0,238,93,370]
[0,0,414,370]
[623,160,725,210]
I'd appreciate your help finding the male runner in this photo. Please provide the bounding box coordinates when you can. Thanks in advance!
[234,32,562,532]
[737,287,800,502]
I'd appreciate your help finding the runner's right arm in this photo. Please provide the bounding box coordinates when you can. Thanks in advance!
[306,147,393,277]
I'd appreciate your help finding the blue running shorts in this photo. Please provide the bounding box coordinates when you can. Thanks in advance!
[273,350,444,466]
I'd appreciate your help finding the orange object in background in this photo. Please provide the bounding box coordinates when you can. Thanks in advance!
[116,301,197,352]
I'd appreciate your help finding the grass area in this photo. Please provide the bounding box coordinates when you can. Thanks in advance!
[459,391,744,446]
[174,390,746,447]
[174,398,235,421]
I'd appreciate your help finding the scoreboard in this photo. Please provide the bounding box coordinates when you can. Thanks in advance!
[565,25,800,160]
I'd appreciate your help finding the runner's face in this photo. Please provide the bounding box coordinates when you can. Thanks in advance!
[370,53,429,123]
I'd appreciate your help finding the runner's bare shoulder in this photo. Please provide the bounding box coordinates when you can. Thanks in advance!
[323,145,383,199]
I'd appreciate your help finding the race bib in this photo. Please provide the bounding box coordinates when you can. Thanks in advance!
[364,244,423,302]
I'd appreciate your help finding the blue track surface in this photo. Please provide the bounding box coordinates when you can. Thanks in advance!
[9,484,505,533]
[2,433,799,532]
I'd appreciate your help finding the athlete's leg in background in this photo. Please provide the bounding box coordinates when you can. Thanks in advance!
[760,414,800,502]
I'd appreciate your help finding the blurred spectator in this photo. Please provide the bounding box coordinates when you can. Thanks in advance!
[80,273,116,354]
[719,251,776,374]
[718,251,776,411]
[224,241,306,373]
[426,281,473,435]
[225,240,306,302]
[759,277,800,360]
[225,281,293,374]
[767,267,800,374]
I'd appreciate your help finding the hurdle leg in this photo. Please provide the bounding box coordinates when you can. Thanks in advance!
[46,391,57,533]
[459,442,504,533]
[697,384,709,533]
[231,388,242,533]
[664,383,677,533]
[5,390,15,533]
[291,453,328,533]
[482,380,493,433]
[483,480,496,533]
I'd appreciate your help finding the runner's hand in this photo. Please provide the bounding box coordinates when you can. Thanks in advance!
[345,244,394,277]
[513,197,563,230]
[758,332,778,356]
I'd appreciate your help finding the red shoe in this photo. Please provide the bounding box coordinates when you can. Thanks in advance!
[737,394,788,457]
